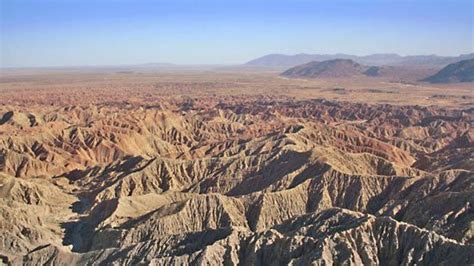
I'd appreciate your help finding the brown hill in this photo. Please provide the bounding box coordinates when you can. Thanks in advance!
[281,59,373,78]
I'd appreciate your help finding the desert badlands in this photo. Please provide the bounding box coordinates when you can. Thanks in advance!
[0,63,473,265]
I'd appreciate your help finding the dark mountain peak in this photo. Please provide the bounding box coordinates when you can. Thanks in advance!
[423,59,474,83]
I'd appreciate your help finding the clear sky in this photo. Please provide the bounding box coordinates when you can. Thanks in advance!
[1,0,473,67]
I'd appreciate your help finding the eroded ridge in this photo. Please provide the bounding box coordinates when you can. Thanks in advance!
[1,97,473,265]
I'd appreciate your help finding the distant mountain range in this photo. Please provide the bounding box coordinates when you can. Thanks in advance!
[423,59,474,83]
[280,57,474,83]
[246,53,474,68]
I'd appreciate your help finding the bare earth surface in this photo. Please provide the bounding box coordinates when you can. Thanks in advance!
[0,70,473,265]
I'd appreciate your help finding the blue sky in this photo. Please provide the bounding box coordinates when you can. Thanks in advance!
[1,0,473,67]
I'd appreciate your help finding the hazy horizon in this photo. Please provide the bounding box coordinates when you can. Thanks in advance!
[1,52,474,69]
[1,0,473,68]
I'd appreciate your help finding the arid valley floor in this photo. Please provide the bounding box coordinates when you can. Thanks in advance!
[0,69,473,265]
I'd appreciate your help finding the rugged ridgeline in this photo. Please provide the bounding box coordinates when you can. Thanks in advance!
[423,59,474,83]
[246,53,474,68]
[1,99,473,265]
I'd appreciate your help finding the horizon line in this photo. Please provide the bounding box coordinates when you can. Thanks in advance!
[1,52,473,69]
